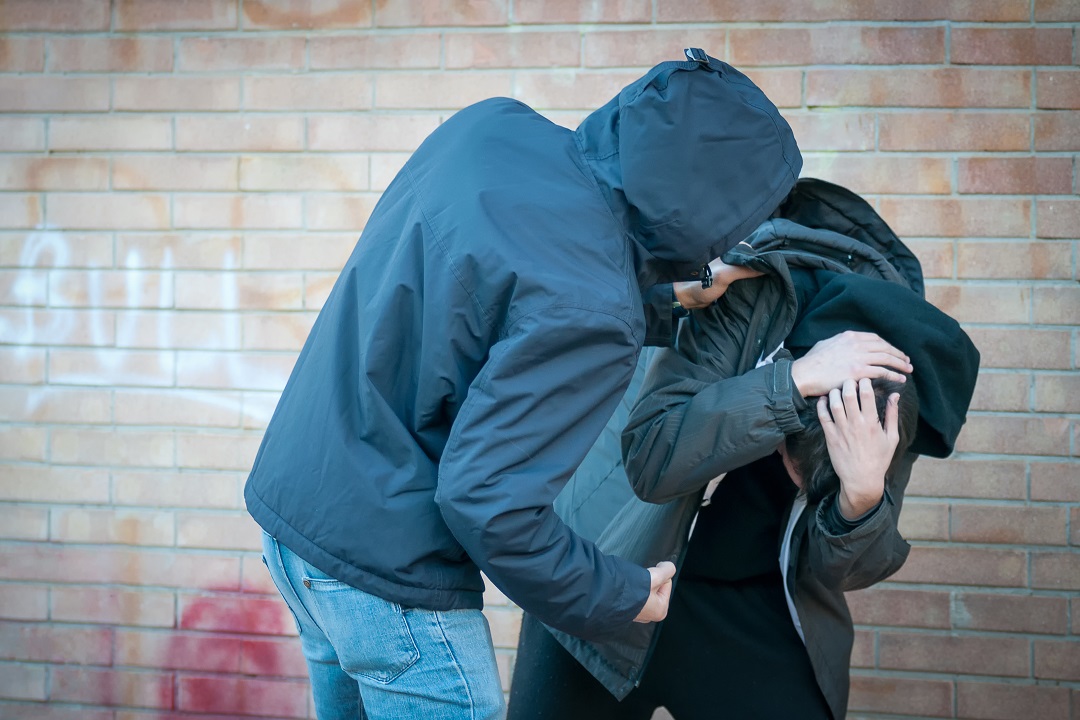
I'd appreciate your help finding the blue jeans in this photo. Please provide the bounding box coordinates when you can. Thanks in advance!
[261,531,506,720]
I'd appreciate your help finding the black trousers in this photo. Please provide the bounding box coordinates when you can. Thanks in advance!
[507,577,834,720]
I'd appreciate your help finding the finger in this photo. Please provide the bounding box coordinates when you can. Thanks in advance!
[884,392,901,449]
[859,377,877,421]
[816,396,833,424]
[841,378,859,418]
[859,364,910,386]
[862,352,914,373]
[828,387,846,425]
[649,561,676,587]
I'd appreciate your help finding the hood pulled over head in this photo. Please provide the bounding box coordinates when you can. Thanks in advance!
[576,50,802,285]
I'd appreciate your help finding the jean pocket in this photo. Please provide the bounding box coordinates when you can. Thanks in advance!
[302,575,420,684]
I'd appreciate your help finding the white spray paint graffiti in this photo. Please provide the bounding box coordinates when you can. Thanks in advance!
[2,227,289,426]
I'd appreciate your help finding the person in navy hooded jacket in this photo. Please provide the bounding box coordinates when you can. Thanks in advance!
[246,50,803,719]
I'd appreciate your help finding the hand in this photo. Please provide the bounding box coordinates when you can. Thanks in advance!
[791,330,912,398]
[817,378,900,519]
[633,561,676,623]
[673,259,764,310]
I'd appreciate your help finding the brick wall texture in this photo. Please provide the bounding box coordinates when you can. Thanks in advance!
[0,1,1077,718]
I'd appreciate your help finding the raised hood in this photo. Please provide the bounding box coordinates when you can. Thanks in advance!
[576,49,802,285]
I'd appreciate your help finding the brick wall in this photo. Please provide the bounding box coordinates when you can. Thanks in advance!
[0,1,1076,718]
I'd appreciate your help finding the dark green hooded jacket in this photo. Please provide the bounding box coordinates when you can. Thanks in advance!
[244,52,801,640]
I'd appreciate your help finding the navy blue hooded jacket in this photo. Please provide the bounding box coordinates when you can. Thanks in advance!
[244,53,801,639]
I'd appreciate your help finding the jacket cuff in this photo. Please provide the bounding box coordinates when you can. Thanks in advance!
[768,357,805,435]
[641,284,678,347]
[816,490,894,543]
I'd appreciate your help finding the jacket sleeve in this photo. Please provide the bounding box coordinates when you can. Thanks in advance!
[804,451,916,592]
[641,284,681,347]
[436,306,651,640]
[622,295,806,503]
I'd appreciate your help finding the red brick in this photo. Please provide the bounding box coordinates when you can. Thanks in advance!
[113,470,242,510]
[446,30,582,69]
[116,629,241,673]
[957,681,1069,720]
[242,313,318,351]
[880,632,1029,677]
[800,155,951,195]
[808,68,1029,108]
[176,512,261,551]
[115,76,241,111]
[0,347,45,383]
[1034,286,1080,324]
[1036,0,1080,20]
[50,116,172,152]
[925,283,1029,323]
[0,706,112,720]
[52,427,175,466]
[178,36,304,70]
[848,675,953,717]
[241,637,309,677]
[1031,462,1080,502]
[959,157,1073,195]
[582,30,724,69]
[175,430,265,469]
[51,507,175,545]
[48,269,172,309]
[241,554,278,594]
[0,426,46,461]
[953,28,1074,66]
[2,307,117,347]
[0,585,48,621]
[1034,640,1080,681]
[52,586,176,627]
[850,630,874,667]
[0,0,110,30]
[241,391,280,430]
[966,328,1071,370]
[0,621,112,664]
[1036,374,1080,412]
[0,118,44,151]
[0,544,241,589]
[178,675,307,717]
[741,69,803,108]
[0,506,48,540]
[243,234,354,270]
[116,388,242,426]
[179,593,295,634]
[968,371,1029,412]
[846,588,951,629]
[1038,71,1080,110]
[658,0,1029,21]
[176,115,305,152]
[115,0,238,30]
[376,0,506,26]
[0,466,110,504]
[959,242,1071,280]
[239,155,369,191]
[1036,112,1080,151]
[113,156,238,192]
[308,113,438,151]
[49,37,173,72]
[957,415,1071,456]
[175,271,302,310]
[1032,552,1080,590]
[892,546,1026,587]
[0,664,45,700]
[882,198,1031,238]
[905,239,954,280]
[515,0,650,23]
[0,268,47,305]
[46,193,168,232]
[0,76,110,113]
[52,666,174,709]
[304,271,337,309]
[174,193,302,230]
[115,310,242,351]
[306,195,380,231]
[955,592,1068,634]
[952,504,1068,545]
[787,113,876,151]
[175,350,294,391]
[1072,507,1080,546]
[896,501,950,540]
[2,229,114,268]
[879,112,1030,151]
[0,156,108,191]
[0,37,44,71]
[117,233,242,270]
[245,74,373,111]
[378,71,514,109]
[1037,199,1080,239]
[310,33,439,69]
[732,25,943,66]
[242,0,371,28]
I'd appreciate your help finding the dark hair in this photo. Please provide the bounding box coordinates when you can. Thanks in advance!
[785,376,919,505]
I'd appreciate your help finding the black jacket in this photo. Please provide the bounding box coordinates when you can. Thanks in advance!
[244,52,800,639]
[547,179,978,716]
